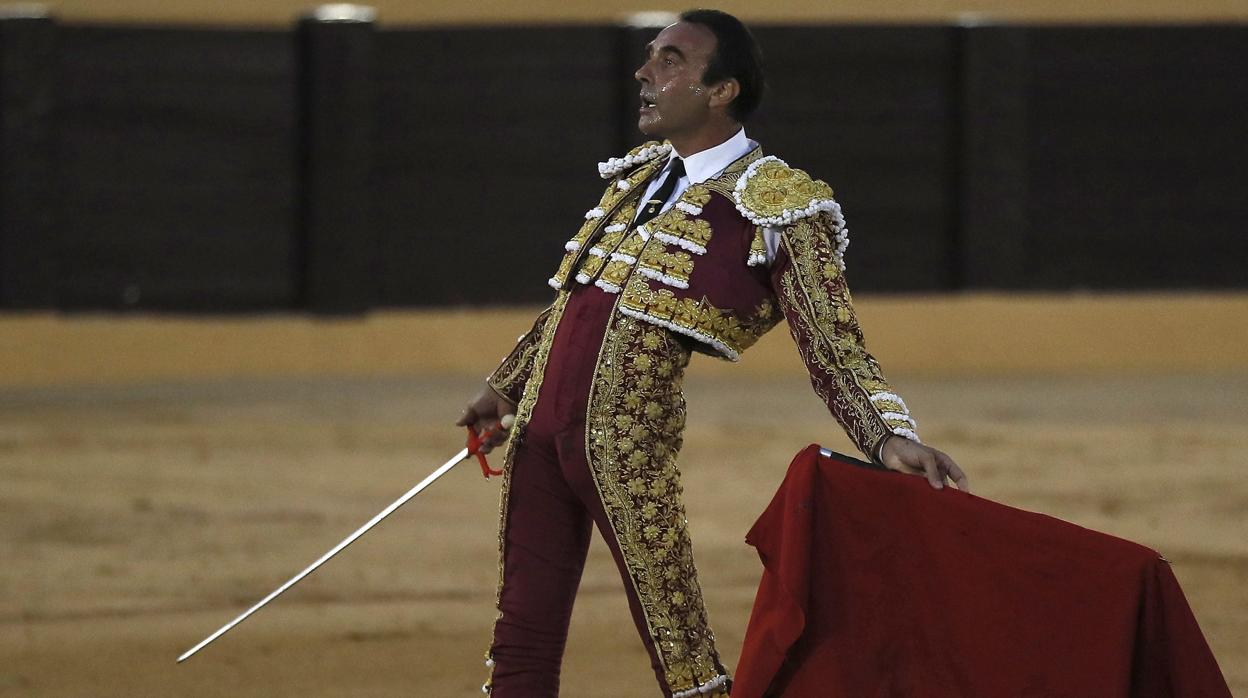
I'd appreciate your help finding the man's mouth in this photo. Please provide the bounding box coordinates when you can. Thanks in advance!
[640,95,657,110]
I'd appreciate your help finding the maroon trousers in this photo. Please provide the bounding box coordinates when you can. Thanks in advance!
[488,285,672,696]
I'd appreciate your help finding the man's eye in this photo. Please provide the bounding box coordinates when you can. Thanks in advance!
[664,57,675,66]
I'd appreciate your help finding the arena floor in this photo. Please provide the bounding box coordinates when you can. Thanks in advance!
[1,297,1245,696]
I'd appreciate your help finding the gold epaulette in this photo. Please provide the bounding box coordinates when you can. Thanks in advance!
[732,155,837,226]
[598,141,672,179]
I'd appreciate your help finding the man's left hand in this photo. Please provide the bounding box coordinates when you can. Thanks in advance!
[879,436,970,493]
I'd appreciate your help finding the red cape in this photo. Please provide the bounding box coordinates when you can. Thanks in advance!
[734,445,1231,697]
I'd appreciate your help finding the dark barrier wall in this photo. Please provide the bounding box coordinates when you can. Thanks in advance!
[55,26,297,310]
[0,15,56,308]
[1023,26,1247,289]
[372,27,619,306]
[0,17,1244,311]
[960,25,1248,289]
[747,26,960,292]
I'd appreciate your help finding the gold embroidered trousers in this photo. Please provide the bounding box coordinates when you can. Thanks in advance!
[486,284,731,698]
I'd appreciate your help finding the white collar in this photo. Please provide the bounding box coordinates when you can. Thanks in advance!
[666,128,755,184]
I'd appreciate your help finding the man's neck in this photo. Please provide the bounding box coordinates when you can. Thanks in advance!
[666,120,742,159]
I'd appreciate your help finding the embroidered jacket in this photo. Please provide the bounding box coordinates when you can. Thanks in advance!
[488,141,919,458]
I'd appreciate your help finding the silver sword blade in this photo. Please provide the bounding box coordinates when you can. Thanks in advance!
[176,446,472,663]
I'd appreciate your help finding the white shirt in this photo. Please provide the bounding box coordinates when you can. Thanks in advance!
[634,128,781,264]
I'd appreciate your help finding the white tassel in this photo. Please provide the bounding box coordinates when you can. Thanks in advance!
[598,142,673,179]
[637,266,690,290]
[869,392,910,412]
[594,278,622,294]
[653,231,706,255]
[892,426,921,443]
[879,411,917,428]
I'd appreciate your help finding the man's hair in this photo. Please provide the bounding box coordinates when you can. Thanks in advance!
[678,8,766,122]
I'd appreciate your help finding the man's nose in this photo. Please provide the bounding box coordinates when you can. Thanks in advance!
[634,62,650,84]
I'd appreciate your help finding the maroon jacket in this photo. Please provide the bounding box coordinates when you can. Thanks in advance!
[491,141,918,460]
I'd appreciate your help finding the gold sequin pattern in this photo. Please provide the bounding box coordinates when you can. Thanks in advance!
[618,275,779,360]
[552,163,659,289]
[774,213,904,456]
[653,217,713,250]
[487,303,556,403]
[737,158,834,220]
[585,307,729,695]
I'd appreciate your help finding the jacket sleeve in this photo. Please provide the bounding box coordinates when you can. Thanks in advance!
[769,212,920,461]
[485,303,557,405]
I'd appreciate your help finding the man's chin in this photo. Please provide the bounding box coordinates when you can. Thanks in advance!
[637,115,661,138]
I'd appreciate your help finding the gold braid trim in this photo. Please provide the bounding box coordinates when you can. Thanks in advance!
[487,291,571,656]
[585,305,729,696]
[774,213,916,457]
[552,162,660,290]
[486,302,557,404]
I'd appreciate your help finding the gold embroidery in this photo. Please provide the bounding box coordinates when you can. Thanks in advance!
[638,246,695,284]
[701,147,764,198]
[586,307,729,695]
[684,184,711,205]
[598,258,633,290]
[748,227,768,264]
[556,143,782,363]
[573,217,634,283]
[552,161,662,289]
[775,213,907,456]
[653,217,714,250]
[577,251,607,280]
[618,275,778,360]
[736,158,834,220]
[617,229,647,259]
[489,291,572,642]
[486,303,556,403]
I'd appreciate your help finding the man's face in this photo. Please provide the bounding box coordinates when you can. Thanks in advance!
[635,21,719,139]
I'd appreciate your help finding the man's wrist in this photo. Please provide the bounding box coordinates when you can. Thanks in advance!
[872,434,893,465]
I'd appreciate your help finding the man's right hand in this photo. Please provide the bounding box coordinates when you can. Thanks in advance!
[456,383,517,454]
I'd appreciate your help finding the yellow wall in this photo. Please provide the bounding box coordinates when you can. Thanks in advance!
[14,0,1248,27]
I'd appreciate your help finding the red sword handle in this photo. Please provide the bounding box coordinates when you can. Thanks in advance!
[466,417,511,479]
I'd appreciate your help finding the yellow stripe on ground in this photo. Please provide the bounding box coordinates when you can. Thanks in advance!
[1,293,1246,388]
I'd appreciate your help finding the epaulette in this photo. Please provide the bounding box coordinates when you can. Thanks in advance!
[732,155,837,226]
[598,141,672,180]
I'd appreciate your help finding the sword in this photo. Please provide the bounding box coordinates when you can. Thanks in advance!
[176,415,513,664]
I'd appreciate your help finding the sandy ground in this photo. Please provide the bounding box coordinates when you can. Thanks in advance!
[1,363,1245,696]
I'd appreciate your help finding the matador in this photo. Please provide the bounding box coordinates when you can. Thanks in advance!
[457,10,968,697]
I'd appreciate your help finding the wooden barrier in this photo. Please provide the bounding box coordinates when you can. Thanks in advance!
[2,293,1246,388]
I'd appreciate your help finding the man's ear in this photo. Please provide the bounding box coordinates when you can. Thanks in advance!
[708,78,740,112]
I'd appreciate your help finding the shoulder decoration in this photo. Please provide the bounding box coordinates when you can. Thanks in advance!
[733,155,836,226]
[735,155,850,272]
[598,141,672,180]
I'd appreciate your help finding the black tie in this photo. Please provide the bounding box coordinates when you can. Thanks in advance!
[634,158,685,228]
